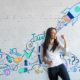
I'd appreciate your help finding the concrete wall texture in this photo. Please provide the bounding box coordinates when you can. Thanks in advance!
[0,0,80,80]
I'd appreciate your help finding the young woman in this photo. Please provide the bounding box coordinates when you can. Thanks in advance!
[42,27,70,80]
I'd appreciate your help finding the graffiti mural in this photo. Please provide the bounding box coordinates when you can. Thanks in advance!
[56,2,80,31]
[0,31,80,76]
[60,52,80,72]
[0,31,46,76]
[0,3,80,80]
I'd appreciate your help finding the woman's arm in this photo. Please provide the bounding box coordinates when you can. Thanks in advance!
[60,34,69,56]
[61,35,66,48]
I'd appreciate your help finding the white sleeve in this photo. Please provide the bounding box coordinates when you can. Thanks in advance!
[57,36,69,56]
[59,43,69,53]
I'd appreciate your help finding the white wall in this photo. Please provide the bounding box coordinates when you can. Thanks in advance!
[0,0,80,80]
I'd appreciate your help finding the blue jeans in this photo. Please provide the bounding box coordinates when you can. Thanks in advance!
[48,64,70,80]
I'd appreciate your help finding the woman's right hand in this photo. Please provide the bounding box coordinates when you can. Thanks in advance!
[47,61,53,66]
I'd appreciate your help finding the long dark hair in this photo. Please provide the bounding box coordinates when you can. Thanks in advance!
[43,27,59,56]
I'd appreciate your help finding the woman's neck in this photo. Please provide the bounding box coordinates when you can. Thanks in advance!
[50,39,54,45]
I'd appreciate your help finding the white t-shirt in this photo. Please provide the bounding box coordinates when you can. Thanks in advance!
[46,43,67,68]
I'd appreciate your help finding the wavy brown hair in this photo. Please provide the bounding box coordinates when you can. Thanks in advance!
[43,27,59,57]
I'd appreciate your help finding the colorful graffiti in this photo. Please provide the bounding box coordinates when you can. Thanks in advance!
[0,3,80,77]
[56,3,80,31]
[60,52,80,72]
[0,31,80,76]
[0,31,46,76]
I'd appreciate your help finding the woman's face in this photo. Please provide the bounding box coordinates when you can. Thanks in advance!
[50,29,57,39]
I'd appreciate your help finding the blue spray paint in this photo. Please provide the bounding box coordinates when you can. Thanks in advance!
[18,68,28,73]
[10,48,22,56]
[38,46,42,65]
[63,3,80,25]
[6,54,13,63]
[24,60,28,66]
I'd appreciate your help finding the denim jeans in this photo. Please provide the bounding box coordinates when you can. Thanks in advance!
[48,64,70,80]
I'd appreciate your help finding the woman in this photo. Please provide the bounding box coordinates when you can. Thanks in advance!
[42,27,70,80]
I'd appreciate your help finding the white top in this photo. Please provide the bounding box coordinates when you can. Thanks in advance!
[46,43,67,68]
